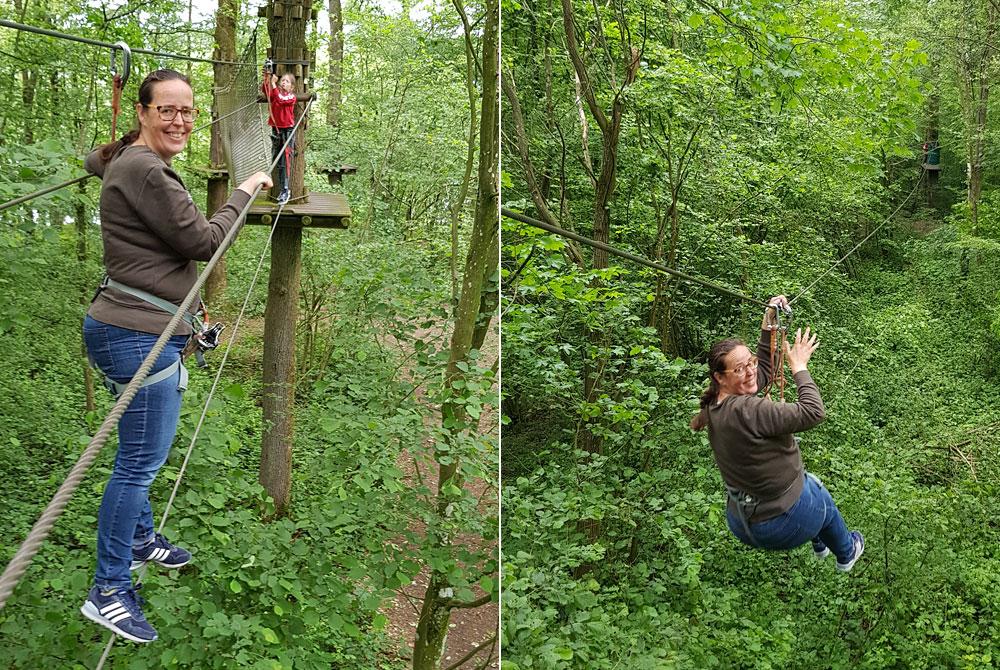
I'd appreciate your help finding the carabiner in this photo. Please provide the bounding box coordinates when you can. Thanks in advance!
[764,303,793,331]
[111,41,132,88]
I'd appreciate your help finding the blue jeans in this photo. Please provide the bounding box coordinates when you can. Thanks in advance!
[83,315,188,589]
[727,472,854,562]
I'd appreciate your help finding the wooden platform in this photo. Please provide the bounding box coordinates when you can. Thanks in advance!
[244,191,350,229]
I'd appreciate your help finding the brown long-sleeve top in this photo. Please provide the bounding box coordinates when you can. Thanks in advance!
[706,330,826,522]
[84,145,251,336]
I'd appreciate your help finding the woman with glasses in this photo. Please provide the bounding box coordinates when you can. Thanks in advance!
[80,69,272,643]
[690,295,864,572]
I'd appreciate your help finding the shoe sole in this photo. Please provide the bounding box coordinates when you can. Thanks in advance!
[836,539,865,572]
[80,601,157,643]
[814,549,831,560]
[130,557,191,571]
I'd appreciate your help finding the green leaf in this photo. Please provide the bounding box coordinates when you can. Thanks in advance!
[229,579,243,593]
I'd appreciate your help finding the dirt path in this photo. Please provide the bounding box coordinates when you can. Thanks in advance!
[382,323,499,669]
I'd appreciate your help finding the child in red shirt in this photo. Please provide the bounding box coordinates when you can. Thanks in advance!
[262,69,298,204]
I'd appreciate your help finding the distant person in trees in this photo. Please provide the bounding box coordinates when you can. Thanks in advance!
[261,66,312,205]
[690,295,865,572]
[81,69,272,643]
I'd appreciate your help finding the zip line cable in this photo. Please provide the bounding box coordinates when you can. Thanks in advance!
[501,207,771,308]
[0,99,262,215]
[788,169,925,305]
[94,198,293,669]
[507,167,923,312]
[0,99,313,611]
[0,19,248,66]
[0,175,92,214]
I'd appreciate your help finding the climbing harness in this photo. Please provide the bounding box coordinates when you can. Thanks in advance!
[94,276,204,331]
[725,485,761,548]
[93,276,227,370]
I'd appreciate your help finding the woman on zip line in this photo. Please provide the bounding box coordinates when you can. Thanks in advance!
[691,295,864,572]
[80,68,272,643]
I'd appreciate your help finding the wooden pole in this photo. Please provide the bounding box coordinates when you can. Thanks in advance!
[260,226,301,515]
[260,0,309,515]
[205,0,237,304]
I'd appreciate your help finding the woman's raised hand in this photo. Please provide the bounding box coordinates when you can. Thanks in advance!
[237,172,273,196]
[784,327,819,374]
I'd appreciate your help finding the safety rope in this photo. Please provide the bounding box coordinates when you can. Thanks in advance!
[0,19,249,66]
[0,99,313,611]
[0,100,261,215]
[501,208,771,308]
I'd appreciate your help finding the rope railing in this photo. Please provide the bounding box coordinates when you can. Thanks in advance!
[0,98,313,611]
[0,175,92,214]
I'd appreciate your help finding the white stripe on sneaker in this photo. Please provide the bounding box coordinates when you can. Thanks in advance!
[100,603,126,617]
[153,547,169,561]
[109,611,132,624]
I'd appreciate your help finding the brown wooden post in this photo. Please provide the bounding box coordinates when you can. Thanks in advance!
[260,0,310,515]
[261,226,302,516]
[205,0,237,304]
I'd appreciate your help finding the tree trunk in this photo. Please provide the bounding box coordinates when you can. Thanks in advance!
[449,0,479,306]
[205,0,238,305]
[412,0,498,665]
[327,0,343,126]
[260,226,302,517]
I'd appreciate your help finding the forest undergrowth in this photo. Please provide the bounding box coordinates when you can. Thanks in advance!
[503,219,1000,669]
[0,223,459,669]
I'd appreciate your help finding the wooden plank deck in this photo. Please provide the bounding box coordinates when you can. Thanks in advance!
[244,191,351,229]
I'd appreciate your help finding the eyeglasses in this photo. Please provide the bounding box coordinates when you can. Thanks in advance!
[722,356,758,376]
[143,105,200,122]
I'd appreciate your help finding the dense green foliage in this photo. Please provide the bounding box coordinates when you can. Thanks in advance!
[0,1,496,668]
[501,0,1000,666]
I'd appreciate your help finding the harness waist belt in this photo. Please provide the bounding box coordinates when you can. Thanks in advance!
[101,277,202,331]
[99,358,189,397]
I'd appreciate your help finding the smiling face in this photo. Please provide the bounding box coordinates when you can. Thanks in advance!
[714,345,759,398]
[135,78,194,162]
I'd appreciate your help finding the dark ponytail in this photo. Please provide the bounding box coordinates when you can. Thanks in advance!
[690,338,744,431]
[95,69,192,162]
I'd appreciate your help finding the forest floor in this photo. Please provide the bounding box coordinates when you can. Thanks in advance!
[382,322,499,669]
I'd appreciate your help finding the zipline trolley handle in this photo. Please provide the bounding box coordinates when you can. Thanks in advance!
[764,303,792,332]
[111,41,132,88]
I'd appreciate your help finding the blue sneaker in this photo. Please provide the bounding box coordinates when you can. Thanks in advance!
[131,533,192,571]
[835,531,865,572]
[80,585,157,643]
